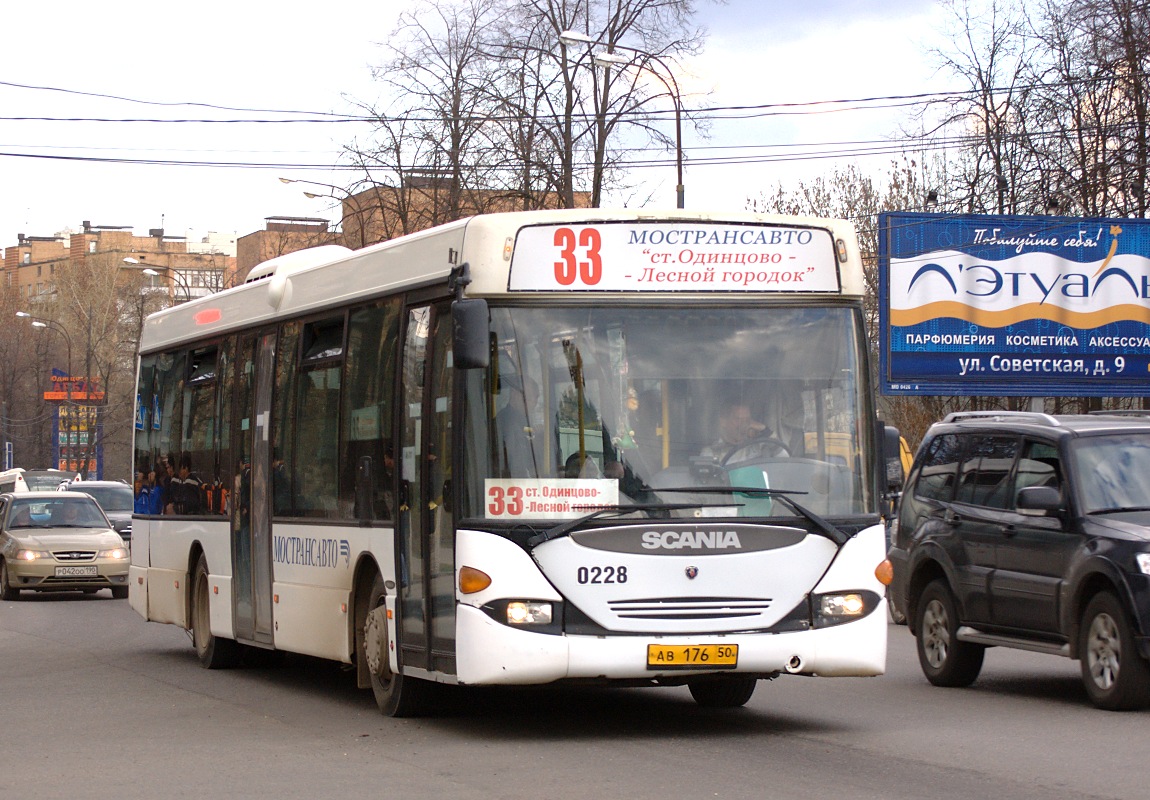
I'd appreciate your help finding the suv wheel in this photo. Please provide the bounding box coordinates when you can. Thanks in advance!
[1079,592,1150,711]
[915,579,984,687]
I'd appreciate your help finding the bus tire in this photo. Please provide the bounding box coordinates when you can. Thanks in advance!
[688,677,757,708]
[364,572,430,717]
[1079,592,1150,711]
[0,560,19,601]
[191,554,241,669]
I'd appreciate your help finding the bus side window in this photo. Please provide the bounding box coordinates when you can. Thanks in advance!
[340,300,401,520]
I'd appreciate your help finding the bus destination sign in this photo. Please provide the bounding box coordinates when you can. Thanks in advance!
[509,222,841,292]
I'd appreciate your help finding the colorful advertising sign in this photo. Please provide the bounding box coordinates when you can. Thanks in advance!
[46,368,103,477]
[509,222,841,293]
[879,212,1150,396]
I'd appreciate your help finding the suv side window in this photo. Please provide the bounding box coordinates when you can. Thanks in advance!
[956,435,1019,509]
[913,433,962,501]
[1014,440,1061,502]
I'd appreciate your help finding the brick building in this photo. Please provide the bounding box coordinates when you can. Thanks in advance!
[236,217,335,280]
[3,221,238,303]
[236,180,592,279]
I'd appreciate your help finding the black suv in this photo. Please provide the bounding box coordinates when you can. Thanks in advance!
[887,411,1150,710]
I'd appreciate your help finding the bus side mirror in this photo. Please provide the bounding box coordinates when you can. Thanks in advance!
[883,425,905,492]
[452,298,489,370]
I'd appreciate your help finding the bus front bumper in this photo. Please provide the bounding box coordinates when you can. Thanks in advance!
[454,602,886,686]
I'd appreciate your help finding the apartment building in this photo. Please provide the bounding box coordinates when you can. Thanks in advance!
[2,221,238,303]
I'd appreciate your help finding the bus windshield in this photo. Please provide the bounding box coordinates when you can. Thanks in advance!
[461,304,872,521]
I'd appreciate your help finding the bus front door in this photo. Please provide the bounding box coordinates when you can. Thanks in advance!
[397,301,456,676]
[230,331,275,646]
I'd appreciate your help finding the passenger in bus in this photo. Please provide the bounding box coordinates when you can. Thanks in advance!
[170,454,205,515]
[495,373,540,477]
[701,399,786,465]
[134,466,154,515]
[158,455,175,513]
[564,452,601,478]
[147,465,166,515]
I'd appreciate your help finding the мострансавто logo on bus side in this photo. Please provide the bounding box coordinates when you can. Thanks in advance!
[272,535,351,568]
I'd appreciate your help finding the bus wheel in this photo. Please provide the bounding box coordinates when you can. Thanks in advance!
[0,560,19,601]
[363,573,429,717]
[688,677,757,708]
[191,554,240,669]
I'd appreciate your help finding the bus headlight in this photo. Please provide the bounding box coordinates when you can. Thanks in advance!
[821,593,866,617]
[507,601,553,625]
[811,590,880,628]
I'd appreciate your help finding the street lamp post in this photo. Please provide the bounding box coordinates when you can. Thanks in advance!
[16,311,76,472]
[559,31,686,209]
[124,258,197,304]
[279,178,369,247]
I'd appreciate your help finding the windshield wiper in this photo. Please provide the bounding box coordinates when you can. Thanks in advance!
[644,485,851,546]
[526,502,722,549]
[1089,506,1150,515]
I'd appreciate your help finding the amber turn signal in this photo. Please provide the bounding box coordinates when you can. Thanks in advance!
[874,559,894,586]
[458,565,492,594]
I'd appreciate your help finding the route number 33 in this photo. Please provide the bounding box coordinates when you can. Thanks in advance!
[553,227,603,286]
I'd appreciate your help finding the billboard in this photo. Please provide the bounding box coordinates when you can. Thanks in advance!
[879,212,1150,396]
[46,368,103,477]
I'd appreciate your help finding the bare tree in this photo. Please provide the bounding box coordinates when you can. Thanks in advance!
[342,0,707,226]
[1025,0,1150,217]
[1,286,51,468]
[926,0,1033,214]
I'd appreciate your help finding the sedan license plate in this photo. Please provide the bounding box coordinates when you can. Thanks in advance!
[647,644,738,670]
[55,565,98,577]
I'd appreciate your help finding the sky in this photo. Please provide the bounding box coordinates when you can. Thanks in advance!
[0,0,950,250]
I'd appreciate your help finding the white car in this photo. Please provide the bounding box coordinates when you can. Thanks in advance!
[0,491,130,600]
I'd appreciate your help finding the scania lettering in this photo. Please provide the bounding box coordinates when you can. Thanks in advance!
[129,209,891,716]
[641,530,743,550]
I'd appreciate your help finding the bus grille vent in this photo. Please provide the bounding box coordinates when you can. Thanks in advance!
[607,596,772,620]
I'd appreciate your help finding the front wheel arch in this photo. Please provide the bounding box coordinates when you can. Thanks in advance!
[0,559,19,601]
[906,558,947,636]
[1078,591,1150,710]
[1066,566,1137,660]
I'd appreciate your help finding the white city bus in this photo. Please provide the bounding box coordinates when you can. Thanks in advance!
[129,209,893,715]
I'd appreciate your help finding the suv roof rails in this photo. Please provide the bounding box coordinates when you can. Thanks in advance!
[942,410,1061,427]
[1088,409,1150,417]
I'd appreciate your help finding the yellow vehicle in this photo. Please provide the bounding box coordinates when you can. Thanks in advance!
[804,432,913,481]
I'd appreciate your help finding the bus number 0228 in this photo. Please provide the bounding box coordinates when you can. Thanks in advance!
[553,227,603,286]
[577,565,628,584]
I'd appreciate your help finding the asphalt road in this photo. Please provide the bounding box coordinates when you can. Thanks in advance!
[2,591,1146,800]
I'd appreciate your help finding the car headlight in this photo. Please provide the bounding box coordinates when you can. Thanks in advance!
[14,549,50,561]
[1136,553,1150,576]
[97,548,128,560]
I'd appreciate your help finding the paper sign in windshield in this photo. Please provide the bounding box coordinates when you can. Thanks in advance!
[485,479,620,520]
